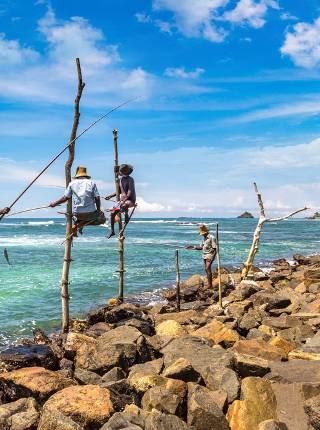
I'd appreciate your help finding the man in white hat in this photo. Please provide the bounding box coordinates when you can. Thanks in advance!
[0,207,10,215]
[186,224,217,290]
[105,163,136,238]
[49,166,105,234]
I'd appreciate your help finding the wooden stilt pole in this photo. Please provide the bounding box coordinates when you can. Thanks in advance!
[61,58,85,333]
[175,250,181,312]
[113,129,124,302]
[216,223,222,308]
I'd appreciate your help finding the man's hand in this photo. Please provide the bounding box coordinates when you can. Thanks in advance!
[1,207,10,214]
[185,245,194,250]
[49,202,57,208]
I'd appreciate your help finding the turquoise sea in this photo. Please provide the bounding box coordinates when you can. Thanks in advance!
[0,217,319,348]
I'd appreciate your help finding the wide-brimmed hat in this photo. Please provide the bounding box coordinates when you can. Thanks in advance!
[119,164,134,176]
[74,166,91,179]
[198,224,209,235]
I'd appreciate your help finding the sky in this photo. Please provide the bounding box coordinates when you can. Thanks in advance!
[1,0,320,217]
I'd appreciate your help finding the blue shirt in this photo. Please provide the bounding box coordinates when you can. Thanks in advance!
[64,178,100,214]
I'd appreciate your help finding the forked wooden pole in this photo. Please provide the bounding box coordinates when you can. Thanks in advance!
[113,129,125,302]
[175,250,181,312]
[216,224,222,308]
[61,58,85,333]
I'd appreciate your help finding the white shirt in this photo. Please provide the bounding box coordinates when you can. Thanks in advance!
[201,234,217,259]
[64,178,99,214]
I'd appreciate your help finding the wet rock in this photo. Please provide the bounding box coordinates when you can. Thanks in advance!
[233,353,270,378]
[161,336,234,379]
[162,358,202,383]
[85,322,113,338]
[203,365,240,404]
[74,368,102,385]
[155,320,186,337]
[39,385,113,429]
[0,397,39,430]
[293,254,311,265]
[0,367,74,403]
[0,344,58,372]
[227,377,277,430]
[187,383,229,430]
[258,420,288,430]
[101,367,126,383]
[231,338,286,361]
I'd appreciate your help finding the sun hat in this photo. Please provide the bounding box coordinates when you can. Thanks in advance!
[119,164,134,176]
[74,166,91,179]
[198,224,209,235]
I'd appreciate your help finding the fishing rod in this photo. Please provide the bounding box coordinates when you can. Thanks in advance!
[0,97,139,223]
[6,205,54,217]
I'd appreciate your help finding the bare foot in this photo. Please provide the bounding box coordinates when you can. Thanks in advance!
[107,231,115,239]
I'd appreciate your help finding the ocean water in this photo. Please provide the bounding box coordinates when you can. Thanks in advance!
[0,217,319,347]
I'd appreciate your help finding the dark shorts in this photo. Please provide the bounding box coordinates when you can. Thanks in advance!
[75,210,106,225]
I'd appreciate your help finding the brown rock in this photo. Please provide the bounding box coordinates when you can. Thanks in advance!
[239,309,262,331]
[227,377,277,430]
[85,322,113,337]
[141,383,186,417]
[227,300,253,319]
[162,358,201,383]
[0,344,58,373]
[101,367,126,383]
[192,319,240,347]
[0,367,73,402]
[266,360,320,384]
[269,337,296,355]
[155,320,186,337]
[74,368,102,385]
[145,410,189,430]
[0,397,39,430]
[40,385,113,429]
[304,268,320,282]
[37,409,83,430]
[288,350,320,360]
[258,419,288,430]
[304,394,320,429]
[187,383,229,430]
[154,310,198,325]
[234,353,270,378]
[203,365,239,404]
[231,338,286,361]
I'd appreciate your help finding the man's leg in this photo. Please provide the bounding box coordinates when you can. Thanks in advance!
[108,213,116,239]
[205,259,213,289]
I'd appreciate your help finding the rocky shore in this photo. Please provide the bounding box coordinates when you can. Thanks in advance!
[1,254,320,429]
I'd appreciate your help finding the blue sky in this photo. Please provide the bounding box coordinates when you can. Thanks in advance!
[1,0,320,217]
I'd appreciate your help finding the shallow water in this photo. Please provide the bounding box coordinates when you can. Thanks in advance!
[0,217,319,347]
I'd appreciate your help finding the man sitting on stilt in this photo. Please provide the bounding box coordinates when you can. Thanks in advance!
[106,164,136,239]
[49,166,105,236]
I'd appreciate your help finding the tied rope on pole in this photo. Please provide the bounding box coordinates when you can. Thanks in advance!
[0,97,139,223]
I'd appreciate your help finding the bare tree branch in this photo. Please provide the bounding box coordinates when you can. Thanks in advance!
[254,182,265,218]
[267,206,309,223]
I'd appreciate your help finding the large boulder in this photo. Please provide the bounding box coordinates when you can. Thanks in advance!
[227,377,277,430]
[155,320,186,337]
[233,353,270,378]
[161,336,234,379]
[187,383,229,430]
[38,385,113,429]
[87,303,146,325]
[192,320,240,347]
[258,421,288,430]
[162,358,201,383]
[203,365,240,404]
[266,360,320,384]
[75,325,148,373]
[141,382,187,417]
[0,397,39,430]
[0,367,74,403]
[231,338,286,361]
[0,344,58,372]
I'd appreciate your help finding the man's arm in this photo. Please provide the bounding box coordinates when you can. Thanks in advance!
[49,196,69,208]
[185,245,202,250]
[0,207,10,215]
[95,197,101,211]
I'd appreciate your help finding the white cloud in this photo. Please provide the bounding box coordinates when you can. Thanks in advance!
[135,12,152,23]
[281,18,320,68]
[223,0,279,29]
[0,33,39,65]
[164,67,205,79]
[136,197,170,213]
[280,12,298,21]
[152,0,229,42]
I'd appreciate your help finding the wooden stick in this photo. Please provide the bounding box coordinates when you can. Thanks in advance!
[113,129,125,302]
[216,224,222,308]
[60,58,85,333]
[175,250,181,312]
[6,205,51,217]
[119,204,137,236]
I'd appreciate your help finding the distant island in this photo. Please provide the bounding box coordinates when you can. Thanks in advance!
[308,212,320,220]
[238,211,254,219]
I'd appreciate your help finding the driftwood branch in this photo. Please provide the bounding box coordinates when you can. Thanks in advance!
[241,183,308,280]
[60,58,85,333]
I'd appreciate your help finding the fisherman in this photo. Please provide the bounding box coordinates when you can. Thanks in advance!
[105,164,136,239]
[186,224,217,290]
[49,166,105,236]
[0,207,10,215]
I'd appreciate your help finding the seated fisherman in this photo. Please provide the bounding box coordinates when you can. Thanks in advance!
[0,207,10,215]
[105,163,136,239]
[49,166,105,235]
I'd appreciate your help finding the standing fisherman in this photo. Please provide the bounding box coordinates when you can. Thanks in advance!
[105,164,136,238]
[49,166,105,236]
[0,207,10,215]
[186,224,217,290]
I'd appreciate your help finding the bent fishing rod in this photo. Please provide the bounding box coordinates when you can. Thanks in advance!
[0,97,139,223]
